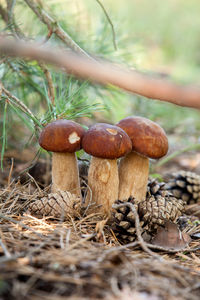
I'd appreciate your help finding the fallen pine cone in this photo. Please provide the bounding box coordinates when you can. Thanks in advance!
[112,197,143,243]
[112,179,185,243]
[138,178,185,233]
[28,190,81,219]
[165,170,200,204]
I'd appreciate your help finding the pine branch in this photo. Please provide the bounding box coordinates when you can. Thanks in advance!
[0,37,200,109]
[95,0,117,50]
[38,62,55,105]
[0,2,25,39]
[0,4,55,104]
[24,0,92,59]
[0,81,41,130]
[6,0,15,22]
[0,4,8,23]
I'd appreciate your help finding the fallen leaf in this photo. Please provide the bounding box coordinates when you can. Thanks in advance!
[151,220,191,250]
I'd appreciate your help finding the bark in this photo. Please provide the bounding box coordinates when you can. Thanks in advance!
[51,152,81,197]
[118,152,149,204]
[86,157,119,216]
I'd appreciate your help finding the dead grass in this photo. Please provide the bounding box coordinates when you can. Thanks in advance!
[0,180,200,300]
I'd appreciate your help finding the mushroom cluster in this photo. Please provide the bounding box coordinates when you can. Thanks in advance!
[38,116,168,218]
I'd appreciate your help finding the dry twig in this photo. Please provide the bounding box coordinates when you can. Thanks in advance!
[1,82,40,130]
[24,0,91,58]
[0,37,200,109]
[0,2,25,38]
[38,62,55,105]
[0,214,44,238]
[95,0,117,50]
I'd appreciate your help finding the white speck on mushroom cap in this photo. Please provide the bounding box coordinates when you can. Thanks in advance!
[106,128,118,135]
[68,132,80,144]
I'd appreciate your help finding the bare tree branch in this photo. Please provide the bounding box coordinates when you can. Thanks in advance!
[0,2,25,39]
[6,0,15,22]
[24,0,92,59]
[95,0,117,50]
[0,4,9,23]
[0,37,200,109]
[1,81,40,130]
[38,62,55,105]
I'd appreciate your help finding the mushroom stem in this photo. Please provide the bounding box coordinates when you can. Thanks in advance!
[52,152,81,196]
[118,152,149,204]
[86,156,119,216]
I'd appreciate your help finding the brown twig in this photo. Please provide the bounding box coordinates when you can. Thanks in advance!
[95,0,117,50]
[42,28,53,44]
[0,4,9,23]
[0,238,11,257]
[1,82,40,130]
[102,235,200,257]
[24,0,91,59]
[0,37,200,109]
[6,0,15,23]
[0,214,44,238]
[0,2,25,39]
[38,62,55,105]
[7,157,14,187]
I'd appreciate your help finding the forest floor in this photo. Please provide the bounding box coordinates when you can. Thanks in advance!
[0,139,200,300]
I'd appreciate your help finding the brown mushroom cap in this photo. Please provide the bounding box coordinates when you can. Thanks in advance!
[116,116,168,159]
[82,123,132,159]
[39,119,85,152]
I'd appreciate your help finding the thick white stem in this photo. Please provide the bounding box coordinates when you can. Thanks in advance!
[51,152,81,197]
[86,157,119,216]
[118,152,149,204]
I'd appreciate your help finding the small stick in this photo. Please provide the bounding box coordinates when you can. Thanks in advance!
[1,82,40,130]
[0,214,44,238]
[7,157,14,187]
[38,62,55,105]
[95,0,117,50]
[0,252,24,263]
[0,238,11,257]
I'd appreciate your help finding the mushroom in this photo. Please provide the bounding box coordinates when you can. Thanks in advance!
[116,116,168,204]
[82,123,132,216]
[39,119,85,196]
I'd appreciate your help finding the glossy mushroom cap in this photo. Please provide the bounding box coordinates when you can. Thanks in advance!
[116,116,168,159]
[82,123,132,159]
[39,119,85,152]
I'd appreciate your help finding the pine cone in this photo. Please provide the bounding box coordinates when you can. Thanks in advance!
[165,170,200,204]
[112,197,144,243]
[28,191,81,219]
[138,179,185,233]
[112,179,186,242]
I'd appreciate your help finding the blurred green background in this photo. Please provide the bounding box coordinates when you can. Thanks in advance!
[0,0,200,163]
